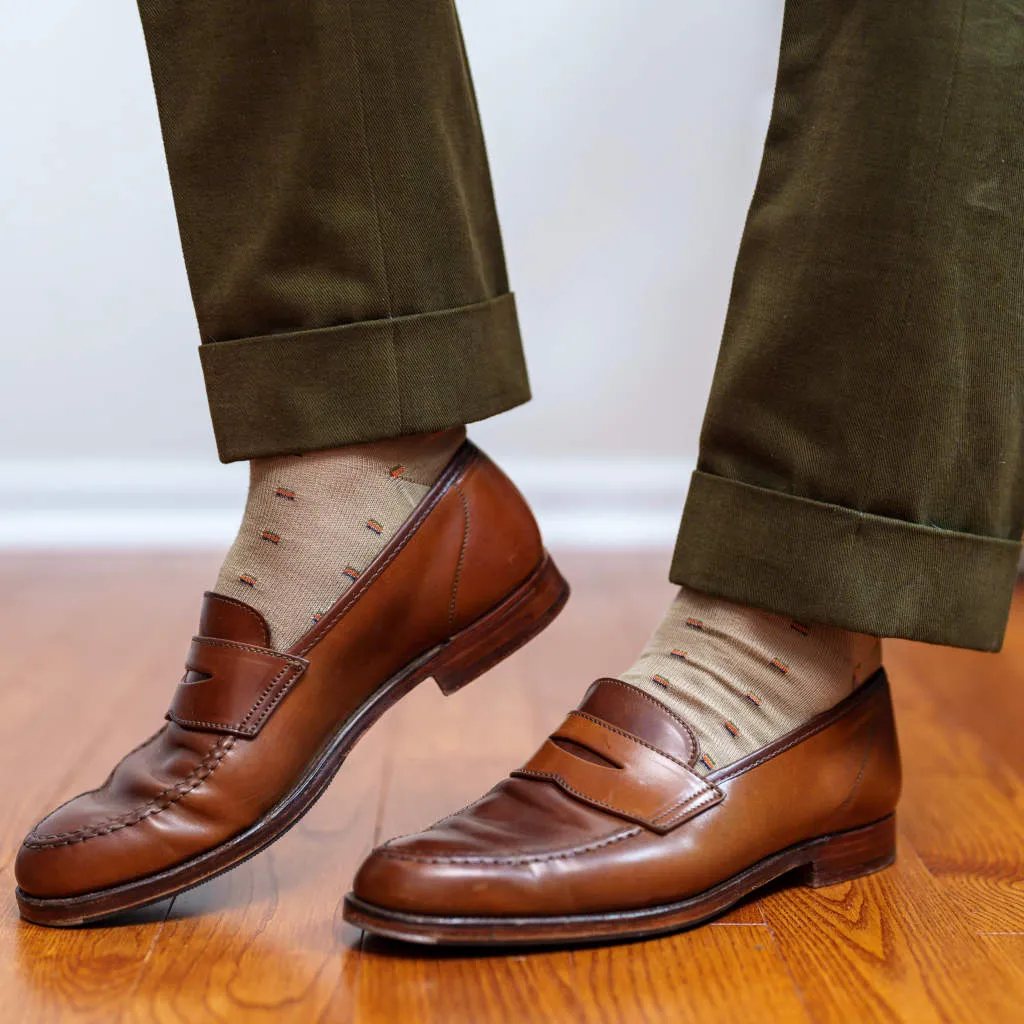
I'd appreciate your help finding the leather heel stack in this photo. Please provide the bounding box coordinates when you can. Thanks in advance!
[799,814,897,888]
[432,555,569,696]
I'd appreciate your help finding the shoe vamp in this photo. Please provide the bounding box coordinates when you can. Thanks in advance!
[387,776,631,860]
[27,725,224,841]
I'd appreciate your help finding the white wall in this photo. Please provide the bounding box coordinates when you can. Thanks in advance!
[0,1,783,544]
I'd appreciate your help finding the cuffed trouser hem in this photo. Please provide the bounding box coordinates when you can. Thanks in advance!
[670,471,1021,652]
[199,293,529,462]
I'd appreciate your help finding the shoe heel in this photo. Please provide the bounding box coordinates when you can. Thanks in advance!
[799,815,897,888]
[431,554,570,696]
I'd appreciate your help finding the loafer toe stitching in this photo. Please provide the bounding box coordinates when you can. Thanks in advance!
[23,736,234,849]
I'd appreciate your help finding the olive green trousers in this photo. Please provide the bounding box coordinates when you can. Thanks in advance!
[139,0,1024,652]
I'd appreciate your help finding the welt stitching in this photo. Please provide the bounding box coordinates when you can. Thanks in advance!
[377,827,641,865]
[295,450,478,655]
[448,484,471,627]
[568,711,694,772]
[25,737,236,848]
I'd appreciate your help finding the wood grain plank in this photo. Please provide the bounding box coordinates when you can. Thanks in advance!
[761,836,1022,1023]
[884,635,1024,778]
[881,651,1024,933]
[900,767,1024,933]
[356,924,809,1024]
[0,879,171,1024]
[979,934,1024,991]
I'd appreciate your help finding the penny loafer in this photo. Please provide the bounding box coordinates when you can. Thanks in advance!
[16,442,569,927]
[345,670,901,946]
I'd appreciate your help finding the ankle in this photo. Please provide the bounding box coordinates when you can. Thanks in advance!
[621,587,881,773]
[214,428,466,649]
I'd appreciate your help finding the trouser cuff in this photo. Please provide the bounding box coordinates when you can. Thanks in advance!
[199,293,528,461]
[670,470,1020,651]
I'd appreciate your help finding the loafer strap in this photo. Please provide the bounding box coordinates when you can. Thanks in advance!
[512,710,722,833]
[166,636,308,738]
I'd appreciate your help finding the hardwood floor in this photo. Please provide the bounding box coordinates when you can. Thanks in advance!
[0,551,1021,1023]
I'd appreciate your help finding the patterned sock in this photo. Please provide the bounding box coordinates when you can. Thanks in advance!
[213,428,465,649]
[620,586,882,774]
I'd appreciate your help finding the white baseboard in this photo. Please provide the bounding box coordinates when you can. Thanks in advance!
[0,456,694,549]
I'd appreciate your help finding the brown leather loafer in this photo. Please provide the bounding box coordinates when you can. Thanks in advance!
[16,442,568,927]
[345,670,901,946]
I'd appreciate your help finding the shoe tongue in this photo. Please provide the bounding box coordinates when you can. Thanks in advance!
[197,591,272,647]
[578,678,697,766]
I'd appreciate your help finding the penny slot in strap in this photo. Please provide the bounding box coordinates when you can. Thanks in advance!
[166,637,309,739]
[512,711,722,833]
[549,736,622,769]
